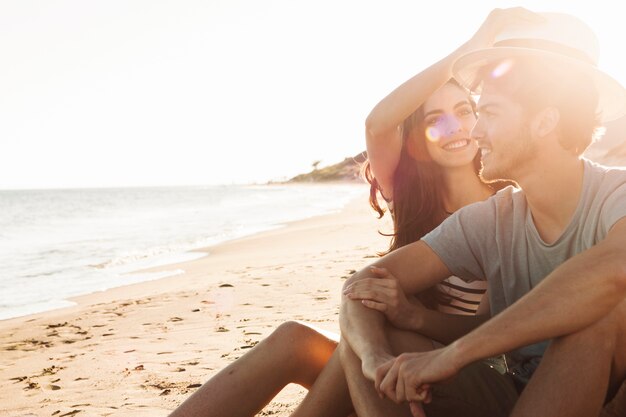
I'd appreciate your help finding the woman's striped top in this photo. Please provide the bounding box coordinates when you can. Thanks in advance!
[436,276,487,315]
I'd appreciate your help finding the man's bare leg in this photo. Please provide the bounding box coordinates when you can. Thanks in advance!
[512,300,626,417]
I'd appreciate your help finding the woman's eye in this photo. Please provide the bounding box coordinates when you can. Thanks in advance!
[425,116,441,126]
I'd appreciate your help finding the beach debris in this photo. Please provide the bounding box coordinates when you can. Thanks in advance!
[49,384,61,390]
[134,365,144,371]
[168,317,184,322]
[216,326,229,332]
[186,383,202,389]
[59,411,81,417]
[160,389,171,396]
[46,322,68,329]
[191,308,200,312]
[41,366,62,376]
[22,338,54,349]
[24,381,40,390]
[74,377,89,381]
[219,283,234,288]
[174,367,186,372]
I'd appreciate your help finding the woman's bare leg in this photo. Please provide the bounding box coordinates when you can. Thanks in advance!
[169,321,339,417]
[291,347,355,417]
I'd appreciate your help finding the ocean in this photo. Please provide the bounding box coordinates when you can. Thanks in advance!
[0,183,368,321]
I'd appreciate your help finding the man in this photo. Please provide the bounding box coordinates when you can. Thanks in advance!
[339,10,626,417]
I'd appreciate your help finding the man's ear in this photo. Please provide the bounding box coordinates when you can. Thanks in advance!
[532,107,560,138]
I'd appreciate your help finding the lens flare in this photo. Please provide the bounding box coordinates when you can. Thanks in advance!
[491,59,514,79]
[425,126,441,142]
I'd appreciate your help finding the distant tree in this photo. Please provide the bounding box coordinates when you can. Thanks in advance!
[311,160,321,171]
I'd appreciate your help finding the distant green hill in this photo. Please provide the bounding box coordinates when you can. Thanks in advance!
[287,152,367,183]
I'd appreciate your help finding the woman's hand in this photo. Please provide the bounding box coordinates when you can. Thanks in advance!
[343,266,424,331]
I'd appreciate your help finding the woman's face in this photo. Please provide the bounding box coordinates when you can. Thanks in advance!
[421,83,478,169]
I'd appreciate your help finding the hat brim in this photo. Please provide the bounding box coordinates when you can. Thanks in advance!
[452,47,626,123]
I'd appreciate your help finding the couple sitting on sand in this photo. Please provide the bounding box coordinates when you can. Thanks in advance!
[171,8,626,417]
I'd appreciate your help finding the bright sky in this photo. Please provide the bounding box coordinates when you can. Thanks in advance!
[2,0,625,189]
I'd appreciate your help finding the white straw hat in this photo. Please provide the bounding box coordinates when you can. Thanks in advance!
[452,12,626,122]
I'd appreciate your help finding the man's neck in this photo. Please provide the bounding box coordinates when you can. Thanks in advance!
[517,156,585,244]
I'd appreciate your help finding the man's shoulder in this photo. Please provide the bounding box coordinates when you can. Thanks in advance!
[454,184,522,225]
[491,184,525,211]
[584,158,626,180]
[583,158,626,197]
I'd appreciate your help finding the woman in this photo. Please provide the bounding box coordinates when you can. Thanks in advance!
[169,8,534,417]
[360,77,494,318]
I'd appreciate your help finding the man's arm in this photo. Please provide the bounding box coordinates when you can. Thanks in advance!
[339,240,450,379]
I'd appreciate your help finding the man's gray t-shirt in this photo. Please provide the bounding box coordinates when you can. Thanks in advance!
[422,159,626,368]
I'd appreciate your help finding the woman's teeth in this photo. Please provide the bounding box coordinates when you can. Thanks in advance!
[442,139,470,150]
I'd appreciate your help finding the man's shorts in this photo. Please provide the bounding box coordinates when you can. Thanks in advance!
[423,361,520,417]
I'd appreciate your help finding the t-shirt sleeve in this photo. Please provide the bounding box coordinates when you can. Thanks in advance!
[421,199,497,283]
[600,183,626,235]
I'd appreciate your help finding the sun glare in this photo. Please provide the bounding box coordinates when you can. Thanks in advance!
[491,59,514,79]
[425,126,441,142]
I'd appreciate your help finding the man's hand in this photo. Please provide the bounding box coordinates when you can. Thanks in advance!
[343,266,424,331]
[375,347,462,405]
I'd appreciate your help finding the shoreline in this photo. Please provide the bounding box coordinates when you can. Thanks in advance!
[1,182,368,324]
[0,191,391,416]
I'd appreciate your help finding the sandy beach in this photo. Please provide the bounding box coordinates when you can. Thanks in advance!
[0,193,391,417]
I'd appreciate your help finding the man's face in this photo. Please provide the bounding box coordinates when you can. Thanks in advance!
[471,84,536,182]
